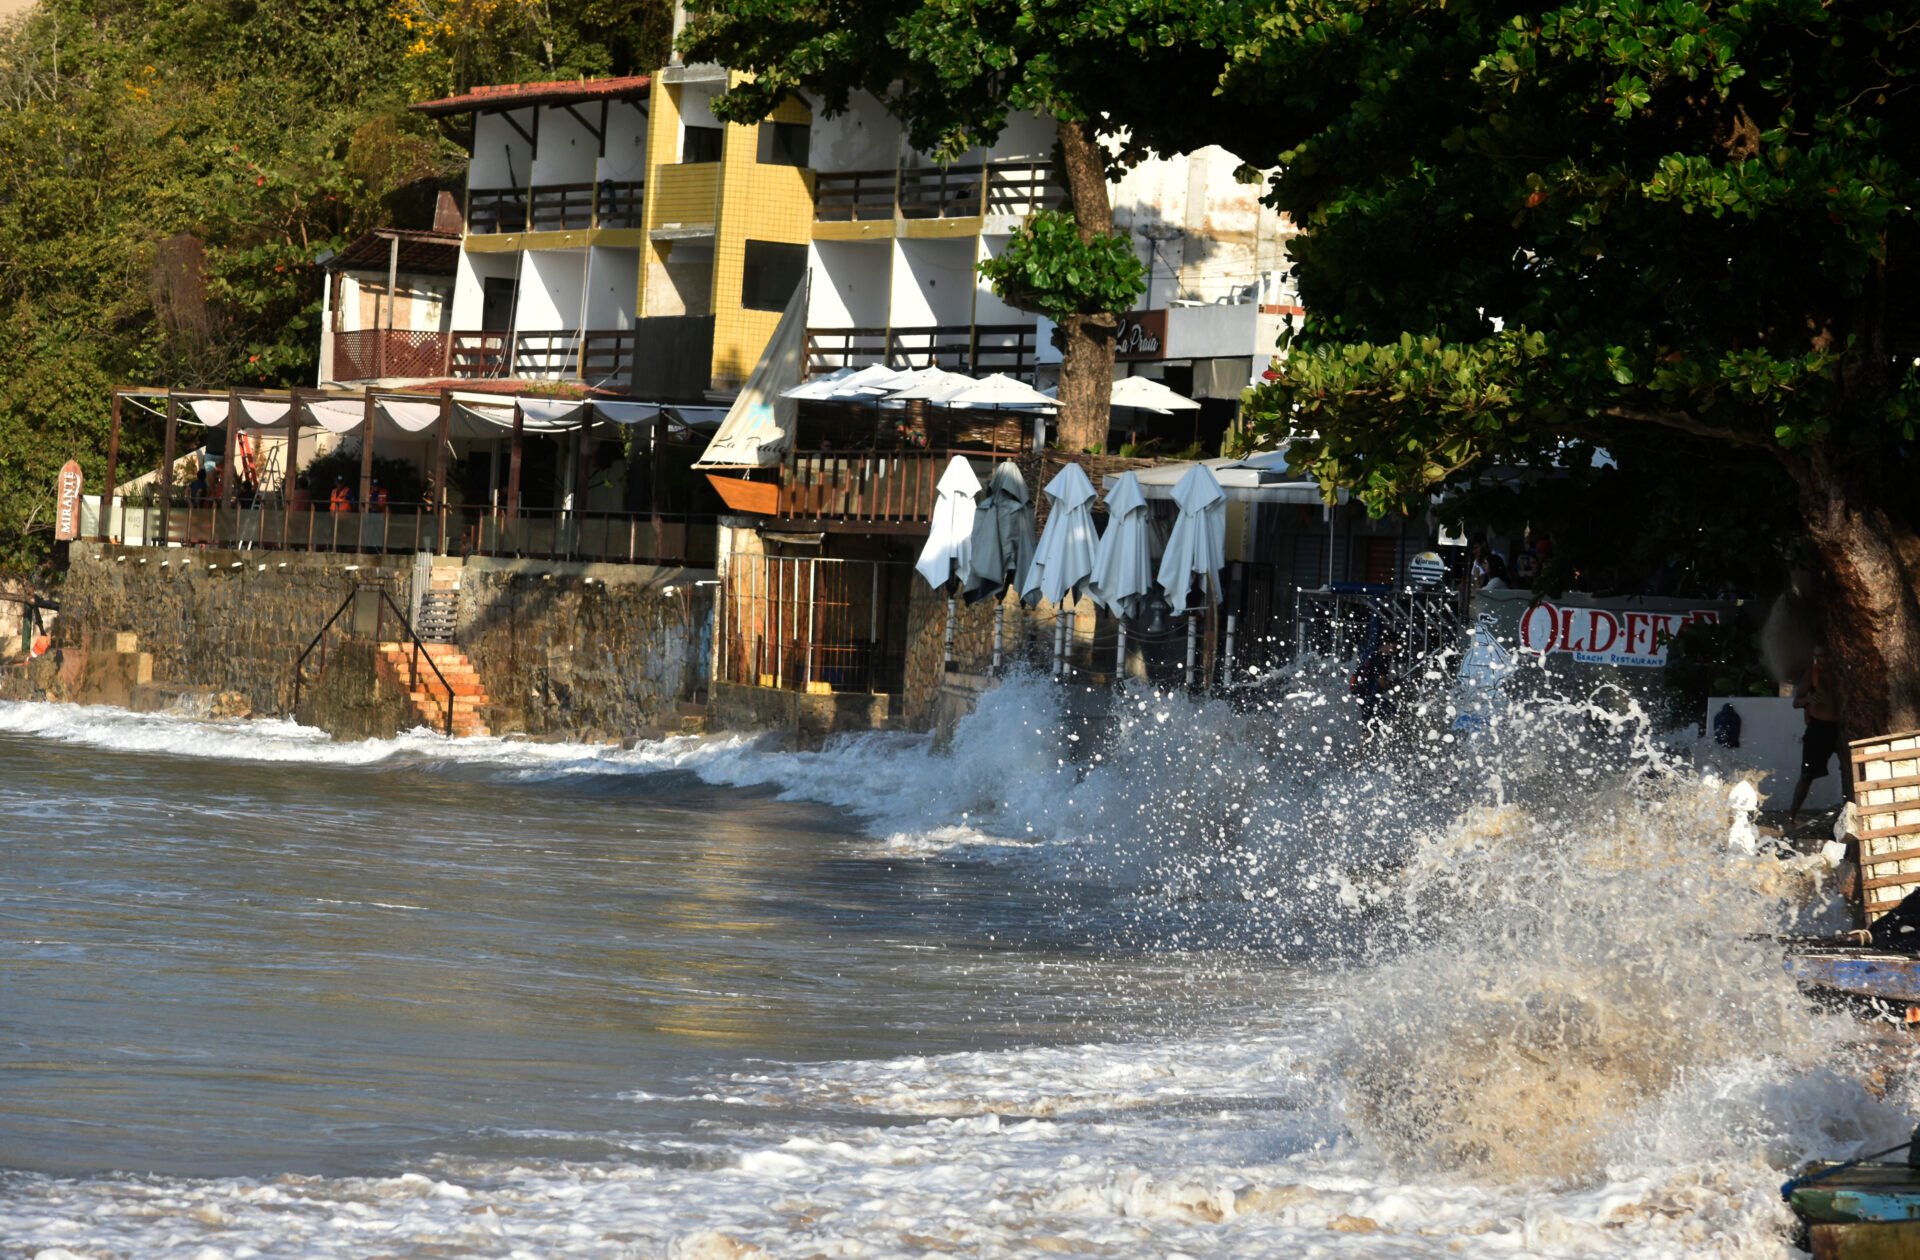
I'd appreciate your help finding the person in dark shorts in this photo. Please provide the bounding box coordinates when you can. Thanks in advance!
[1790,646,1842,826]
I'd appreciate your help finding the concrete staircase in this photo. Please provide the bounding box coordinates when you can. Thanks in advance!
[376,641,490,737]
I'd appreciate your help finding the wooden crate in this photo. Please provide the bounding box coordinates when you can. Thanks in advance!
[1851,729,1920,923]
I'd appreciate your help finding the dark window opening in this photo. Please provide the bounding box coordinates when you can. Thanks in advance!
[481,276,515,330]
[682,125,724,163]
[757,122,811,167]
[741,241,806,311]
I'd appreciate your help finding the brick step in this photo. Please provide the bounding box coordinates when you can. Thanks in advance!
[410,691,488,708]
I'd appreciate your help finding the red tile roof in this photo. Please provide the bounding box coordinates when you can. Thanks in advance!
[411,75,652,117]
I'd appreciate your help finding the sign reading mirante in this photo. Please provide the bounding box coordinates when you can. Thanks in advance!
[54,460,83,542]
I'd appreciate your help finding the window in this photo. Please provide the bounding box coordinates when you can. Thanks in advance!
[682,125,724,163]
[757,122,811,167]
[740,241,806,311]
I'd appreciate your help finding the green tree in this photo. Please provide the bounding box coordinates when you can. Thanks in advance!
[1235,0,1920,735]
[678,0,1251,453]
[0,0,463,567]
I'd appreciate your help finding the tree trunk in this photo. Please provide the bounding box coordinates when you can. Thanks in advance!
[1791,447,1920,742]
[1053,118,1116,455]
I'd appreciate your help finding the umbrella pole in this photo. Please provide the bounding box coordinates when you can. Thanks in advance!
[1114,615,1127,682]
[991,598,1005,673]
[1052,605,1068,682]
[1223,612,1238,689]
[1184,613,1199,688]
[943,593,957,673]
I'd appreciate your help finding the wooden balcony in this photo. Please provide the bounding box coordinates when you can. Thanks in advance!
[804,323,1038,379]
[812,160,1065,222]
[465,180,646,234]
[332,329,452,382]
[443,329,634,382]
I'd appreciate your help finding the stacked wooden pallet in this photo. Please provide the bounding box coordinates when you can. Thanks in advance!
[1852,730,1920,923]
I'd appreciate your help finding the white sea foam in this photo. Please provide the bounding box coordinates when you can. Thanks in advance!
[2,671,1914,1257]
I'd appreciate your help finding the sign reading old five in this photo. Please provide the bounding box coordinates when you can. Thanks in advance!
[1517,600,1720,668]
[54,460,84,541]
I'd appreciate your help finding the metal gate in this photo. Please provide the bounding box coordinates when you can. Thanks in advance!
[718,554,913,694]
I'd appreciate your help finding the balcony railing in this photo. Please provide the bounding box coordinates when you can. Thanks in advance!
[805,323,1038,379]
[109,495,717,568]
[813,160,1065,222]
[778,450,976,523]
[466,180,646,234]
[434,329,635,382]
[333,329,452,382]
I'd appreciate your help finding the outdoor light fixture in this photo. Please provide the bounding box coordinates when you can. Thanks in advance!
[116,555,126,563]
[278,562,288,569]
[344,565,360,572]
[257,564,266,572]
[230,562,242,569]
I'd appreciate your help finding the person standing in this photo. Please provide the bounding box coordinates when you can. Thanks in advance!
[1789,646,1844,826]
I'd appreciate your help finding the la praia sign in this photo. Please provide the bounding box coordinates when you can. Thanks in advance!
[1518,601,1721,668]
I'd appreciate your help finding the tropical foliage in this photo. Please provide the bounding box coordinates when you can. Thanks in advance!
[1232,0,1920,730]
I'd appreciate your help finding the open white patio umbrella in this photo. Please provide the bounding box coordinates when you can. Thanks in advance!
[1108,375,1202,414]
[1022,462,1098,607]
[887,368,975,402]
[1089,470,1154,620]
[963,461,1036,603]
[779,366,856,400]
[939,373,1058,410]
[915,455,980,590]
[1156,462,1227,616]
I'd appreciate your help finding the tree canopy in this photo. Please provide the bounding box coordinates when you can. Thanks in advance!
[0,0,667,571]
[1234,0,1920,730]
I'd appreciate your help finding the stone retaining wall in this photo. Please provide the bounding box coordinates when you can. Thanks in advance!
[14,542,714,743]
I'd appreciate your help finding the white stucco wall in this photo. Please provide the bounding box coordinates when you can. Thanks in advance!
[806,93,900,172]
[585,247,639,330]
[472,110,536,188]
[530,103,600,185]
[598,100,651,183]
[891,238,976,327]
[450,252,518,329]
[517,250,587,330]
[808,241,890,326]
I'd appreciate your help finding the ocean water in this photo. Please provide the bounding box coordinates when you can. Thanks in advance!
[0,671,1913,1259]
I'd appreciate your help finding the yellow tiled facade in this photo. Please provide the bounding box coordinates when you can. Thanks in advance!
[637,75,816,392]
[649,164,721,230]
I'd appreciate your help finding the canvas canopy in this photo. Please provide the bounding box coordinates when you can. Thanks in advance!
[695,285,806,469]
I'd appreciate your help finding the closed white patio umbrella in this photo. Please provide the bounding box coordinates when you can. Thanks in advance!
[1021,462,1098,607]
[1089,470,1154,620]
[1022,462,1100,679]
[963,460,1036,603]
[1157,461,1226,615]
[915,455,980,590]
[917,454,983,674]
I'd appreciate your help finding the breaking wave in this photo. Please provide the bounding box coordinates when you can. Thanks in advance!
[3,657,1918,1256]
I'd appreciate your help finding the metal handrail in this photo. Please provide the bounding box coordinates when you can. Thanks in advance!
[371,585,457,737]
[291,588,357,716]
[290,583,460,736]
